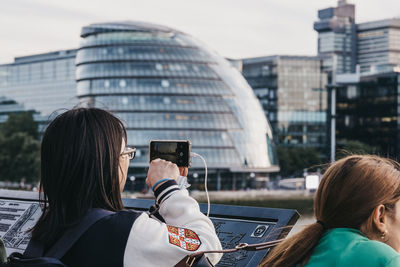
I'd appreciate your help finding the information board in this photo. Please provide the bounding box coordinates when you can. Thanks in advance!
[0,190,299,266]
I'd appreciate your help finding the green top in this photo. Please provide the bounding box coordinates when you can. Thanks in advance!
[304,228,400,267]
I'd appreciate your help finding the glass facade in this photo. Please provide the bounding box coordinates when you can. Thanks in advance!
[0,50,78,117]
[357,19,400,74]
[314,1,357,75]
[315,3,400,77]
[76,22,277,185]
[242,56,328,149]
[336,73,400,158]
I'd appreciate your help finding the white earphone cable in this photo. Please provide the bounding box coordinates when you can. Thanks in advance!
[191,152,210,217]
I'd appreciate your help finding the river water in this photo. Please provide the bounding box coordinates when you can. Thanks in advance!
[289,214,315,236]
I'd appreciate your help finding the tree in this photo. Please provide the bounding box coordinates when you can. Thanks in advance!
[277,146,323,177]
[0,112,40,183]
[336,140,380,159]
[0,112,38,139]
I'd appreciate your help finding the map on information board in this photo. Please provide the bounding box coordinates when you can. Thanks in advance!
[0,200,42,255]
[212,218,276,267]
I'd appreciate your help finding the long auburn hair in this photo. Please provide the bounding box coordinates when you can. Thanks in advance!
[260,155,400,267]
[32,108,127,246]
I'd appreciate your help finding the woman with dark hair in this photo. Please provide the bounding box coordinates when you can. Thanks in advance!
[30,108,221,266]
[260,155,400,267]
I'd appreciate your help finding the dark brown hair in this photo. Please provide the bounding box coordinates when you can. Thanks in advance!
[260,155,400,267]
[32,108,127,246]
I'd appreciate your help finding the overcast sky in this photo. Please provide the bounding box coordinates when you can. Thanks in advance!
[0,0,399,63]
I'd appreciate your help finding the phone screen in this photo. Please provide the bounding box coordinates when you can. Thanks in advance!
[149,140,190,167]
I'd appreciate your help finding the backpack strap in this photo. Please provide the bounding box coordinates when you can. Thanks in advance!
[24,208,114,259]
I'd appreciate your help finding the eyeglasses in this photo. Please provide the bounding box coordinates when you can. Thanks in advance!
[120,147,136,160]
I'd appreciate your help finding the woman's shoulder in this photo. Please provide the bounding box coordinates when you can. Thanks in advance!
[343,232,400,266]
[98,209,142,227]
[354,239,400,261]
[307,228,400,266]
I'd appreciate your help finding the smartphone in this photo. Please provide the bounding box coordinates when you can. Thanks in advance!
[149,140,192,167]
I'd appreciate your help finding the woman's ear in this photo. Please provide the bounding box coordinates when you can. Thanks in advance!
[372,204,387,234]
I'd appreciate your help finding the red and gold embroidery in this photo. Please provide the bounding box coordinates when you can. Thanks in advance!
[167,225,201,251]
[167,225,179,235]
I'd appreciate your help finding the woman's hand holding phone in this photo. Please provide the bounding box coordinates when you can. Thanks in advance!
[146,158,180,190]
[179,167,188,177]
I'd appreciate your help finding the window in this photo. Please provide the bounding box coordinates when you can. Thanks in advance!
[161,80,170,87]
[347,85,358,99]
[119,80,127,87]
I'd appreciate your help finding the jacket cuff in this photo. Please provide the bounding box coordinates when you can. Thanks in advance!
[154,180,179,205]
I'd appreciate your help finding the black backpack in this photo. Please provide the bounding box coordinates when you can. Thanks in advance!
[1,209,113,267]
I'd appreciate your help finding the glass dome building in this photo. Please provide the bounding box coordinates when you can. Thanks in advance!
[76,21,278,190]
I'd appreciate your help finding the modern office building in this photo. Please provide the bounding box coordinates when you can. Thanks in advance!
[357,19,400,74]
[315,1,400,77]
[314,0,357,75]
[314,1,400,162]
[241,56,328,150]
[336,70,400,158]
[75,21,278,189]
[0,50,78,117]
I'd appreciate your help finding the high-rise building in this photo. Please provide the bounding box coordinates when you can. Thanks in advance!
[314,2,400,162]
[241,56,328,149]
[315,2,400,77]
[336,71,400,158]
[314,0,357,75]
[0,50,78,117]
[357,19,400,74]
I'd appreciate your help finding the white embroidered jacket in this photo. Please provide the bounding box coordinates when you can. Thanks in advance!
[124,180,222,266]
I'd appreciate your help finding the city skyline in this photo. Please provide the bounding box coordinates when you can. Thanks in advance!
[1,0,399,63]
